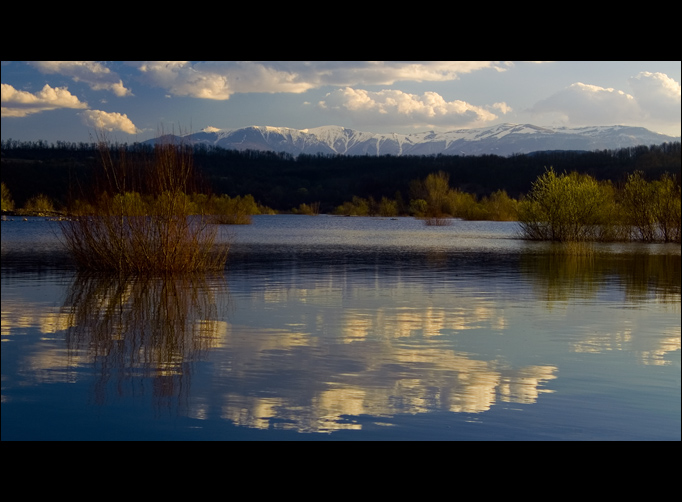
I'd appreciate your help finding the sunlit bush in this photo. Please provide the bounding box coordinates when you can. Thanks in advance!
[652,173,682,243]
[518,168,613,242]
[210,194,260,224]
[291,201,320,215]
[408,198,427,217]
[519,167,680,243]
[480,190,519,221]
[21,193,55,215]
[621,171,681,242]
[60,140,228,273]
[378,197,398,217]
[1,182,14,212]
[335,196,371,216]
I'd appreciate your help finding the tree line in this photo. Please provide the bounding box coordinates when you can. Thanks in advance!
[2,139,680,221]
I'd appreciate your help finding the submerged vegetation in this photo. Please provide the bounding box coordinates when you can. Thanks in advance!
[333,171,518,222]
[2,139,679,244]
[59,140,229,273]
[518,168,680,243]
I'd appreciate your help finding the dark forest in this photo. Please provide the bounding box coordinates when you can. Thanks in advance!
[1,139,680,213]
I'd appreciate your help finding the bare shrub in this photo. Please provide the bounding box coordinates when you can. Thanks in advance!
[60,138,228,273]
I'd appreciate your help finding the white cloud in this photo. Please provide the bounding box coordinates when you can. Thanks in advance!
[628,71,681,122]
[530,72,681,132]
[28,61,132,97]
[135,61,310,100]
[1,83,88,117]
[490,102,513,114]
[318,87,500,128]
[530,82,639,124]
[133,61,510,100]
[81,109,140,134]
[2,82,140,135]
[307,61,507,86]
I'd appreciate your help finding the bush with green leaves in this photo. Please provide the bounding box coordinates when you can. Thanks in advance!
[518,168,614,242]
[210,194,260,224]
[21,193,55,215]
[620,171,681,242]
[1,182,15,212]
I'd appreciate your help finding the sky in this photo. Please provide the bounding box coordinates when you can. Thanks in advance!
[1,61,680,144]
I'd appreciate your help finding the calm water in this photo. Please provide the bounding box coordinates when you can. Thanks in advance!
[2,215,680,440]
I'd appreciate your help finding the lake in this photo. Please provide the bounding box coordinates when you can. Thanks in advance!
[2,215,680,440]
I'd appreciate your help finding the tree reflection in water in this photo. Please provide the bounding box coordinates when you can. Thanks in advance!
[50,248,679,434]
[61,272,228,408]
[521,248,681,304]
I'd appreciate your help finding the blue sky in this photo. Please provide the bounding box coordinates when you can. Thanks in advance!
[2,61,680,144]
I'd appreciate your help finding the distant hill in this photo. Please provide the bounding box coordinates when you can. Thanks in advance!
[143,123,681,157]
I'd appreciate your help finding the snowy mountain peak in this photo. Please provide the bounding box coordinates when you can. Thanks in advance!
[148,124,680,157]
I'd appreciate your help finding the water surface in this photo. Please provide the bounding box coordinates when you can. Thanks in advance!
[2,215,680,440]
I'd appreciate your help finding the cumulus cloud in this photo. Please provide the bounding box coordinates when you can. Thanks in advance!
[28,61,132,97]
[530,82,639,124]
[136,61,310,99]
[134,61,509,100]
[81,109,140,134]
[1,83,88,117]
[2,82,140,135]
[530,72,681,131]
[318,87,500,128]
[490,102,513,114]
[628,71,681,122]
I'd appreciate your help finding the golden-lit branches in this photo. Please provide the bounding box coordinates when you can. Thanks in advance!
[60,137,228,273]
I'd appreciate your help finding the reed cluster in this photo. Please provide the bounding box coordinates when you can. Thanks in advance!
[60,139,228,273]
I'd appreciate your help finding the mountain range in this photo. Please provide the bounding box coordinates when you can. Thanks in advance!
[144,123,681,157]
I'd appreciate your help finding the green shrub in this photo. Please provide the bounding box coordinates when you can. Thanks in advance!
[378,197,398,217]
[291,201,320,215]
[480,190,518,221]
[518,168,613,242]
[335,196,371,216]
[620,171,657,241]
[649,173,680,243]
[21,193,55,214]
[211,194,260,224]
[1,182,15,212]
[408,199,427,217]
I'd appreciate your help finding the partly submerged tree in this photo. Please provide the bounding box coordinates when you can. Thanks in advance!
[518,168,613,242]
[620,171,681,243]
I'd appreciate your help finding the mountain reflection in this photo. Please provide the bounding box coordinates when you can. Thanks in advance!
[61,273,228,406]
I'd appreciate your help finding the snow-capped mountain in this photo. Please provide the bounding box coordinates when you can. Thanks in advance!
[144,124,680,157]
